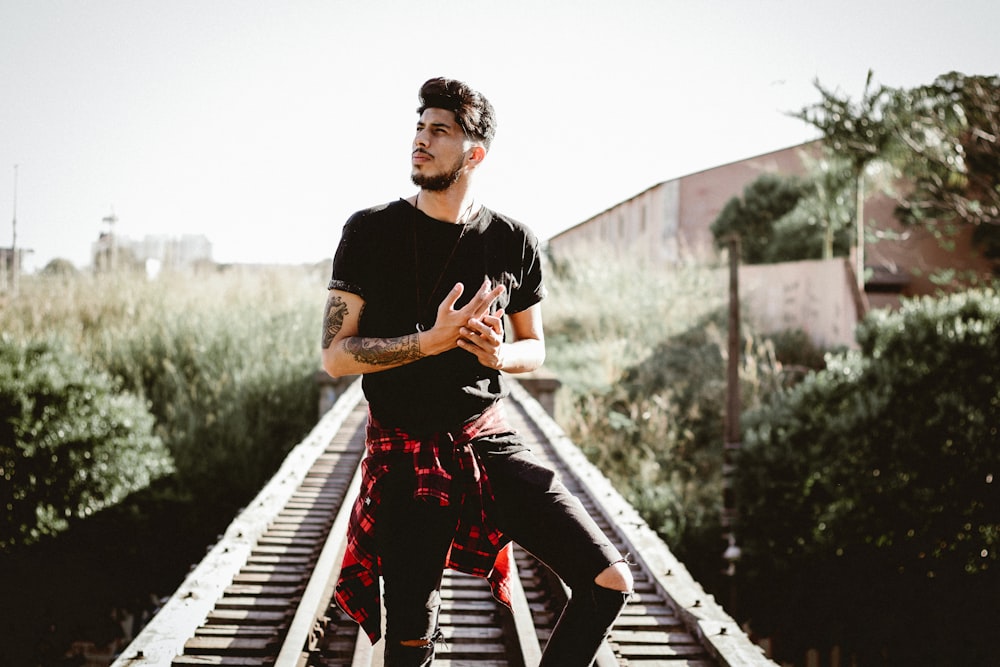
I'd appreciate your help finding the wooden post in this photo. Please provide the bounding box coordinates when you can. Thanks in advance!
[722,235,742,613]
[515,369,562,418]
[855,170,865,291]
[314,372,359,417]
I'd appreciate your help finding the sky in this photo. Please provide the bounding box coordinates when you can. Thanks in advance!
[1,0,998,271]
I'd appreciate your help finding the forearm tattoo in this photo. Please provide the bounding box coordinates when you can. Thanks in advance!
[322,293,349,349]
[345,333,424,366]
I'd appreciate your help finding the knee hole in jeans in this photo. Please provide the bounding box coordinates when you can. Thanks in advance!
[594,557,634,593]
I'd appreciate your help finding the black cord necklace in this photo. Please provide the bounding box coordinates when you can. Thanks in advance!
[412,193,474,332]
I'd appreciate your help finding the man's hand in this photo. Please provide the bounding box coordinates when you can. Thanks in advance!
[422,278,505,356]
[459,308,506,370]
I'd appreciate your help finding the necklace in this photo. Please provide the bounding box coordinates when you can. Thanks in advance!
[412,194,474,332]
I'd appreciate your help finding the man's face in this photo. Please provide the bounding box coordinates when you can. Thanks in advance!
[411,107,472,191]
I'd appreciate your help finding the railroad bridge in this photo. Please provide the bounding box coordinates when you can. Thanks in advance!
[110,378,774,667]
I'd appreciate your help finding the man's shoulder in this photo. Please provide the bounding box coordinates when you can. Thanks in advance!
[348,199,407,223]
[481,207,540,243]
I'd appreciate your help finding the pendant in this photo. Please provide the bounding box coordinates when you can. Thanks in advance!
[416,323,425,333]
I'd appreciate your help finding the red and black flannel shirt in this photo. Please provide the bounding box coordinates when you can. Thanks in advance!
[333,403,515,644]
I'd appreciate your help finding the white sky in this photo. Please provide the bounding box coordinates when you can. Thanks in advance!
[2,0,998,270]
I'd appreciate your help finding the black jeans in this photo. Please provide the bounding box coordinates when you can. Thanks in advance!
[376,444,628,666]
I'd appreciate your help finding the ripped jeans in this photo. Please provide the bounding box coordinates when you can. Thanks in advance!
[376,443,630,666]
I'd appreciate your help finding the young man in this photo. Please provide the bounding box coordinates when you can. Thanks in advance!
[321,77,632,666]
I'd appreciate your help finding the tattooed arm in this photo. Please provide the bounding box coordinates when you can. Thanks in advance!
[320,279,506,378]
[320,289,421,377]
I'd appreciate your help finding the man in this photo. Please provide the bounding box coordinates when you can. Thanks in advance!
[321,77,632,666]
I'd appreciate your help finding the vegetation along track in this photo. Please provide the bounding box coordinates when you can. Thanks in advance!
[113,380,772,667]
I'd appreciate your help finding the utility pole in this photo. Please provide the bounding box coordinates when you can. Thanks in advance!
[722,234,742,614]
[102,209,118,273]
[10,164,18,297]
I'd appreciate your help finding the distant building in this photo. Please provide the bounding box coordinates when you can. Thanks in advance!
[92,233,213,275]
[549,142,821,265]
[548,140,993,301]
[0,246,31,293]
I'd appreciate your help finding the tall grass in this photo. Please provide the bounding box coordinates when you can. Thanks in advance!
[92,268,326,504]
[542,248,794,589]
[4,266,327,498]
[543,250,728,394]
[1,264,330,663]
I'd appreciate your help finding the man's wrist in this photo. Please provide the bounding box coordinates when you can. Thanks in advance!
[416,329,439,356]
[494,343,507,372]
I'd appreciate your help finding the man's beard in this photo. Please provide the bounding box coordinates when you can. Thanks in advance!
[411,154,464,191]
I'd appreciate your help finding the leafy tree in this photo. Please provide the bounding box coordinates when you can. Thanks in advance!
[734,288,1000,664]
[710,153,855,263]
[711,173,812,263]
[796,70,1000,285]
[766,198,852,263]
[776,150,856,260]
[794,71,894,286]
[0,335,174,551]
[885,72,1000,271]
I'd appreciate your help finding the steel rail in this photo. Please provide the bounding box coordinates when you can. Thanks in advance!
[111,380,366,667]
[113,378,773,666]
[507,381,774,666]
[271,441,362,665]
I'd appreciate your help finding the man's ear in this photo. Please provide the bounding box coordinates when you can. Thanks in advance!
[468,145,487,165]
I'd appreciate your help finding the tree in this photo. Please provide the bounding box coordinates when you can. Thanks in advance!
[794,71,894,288]
[710,173,812,264]
[886,72,1000,272]
[780,150,856,260]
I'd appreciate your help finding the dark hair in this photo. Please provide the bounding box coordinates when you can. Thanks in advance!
[417,77,496,150]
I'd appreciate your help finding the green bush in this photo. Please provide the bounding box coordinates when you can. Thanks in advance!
[0,335,173,550]
[764,327,833,384]
[735,288,1000,663]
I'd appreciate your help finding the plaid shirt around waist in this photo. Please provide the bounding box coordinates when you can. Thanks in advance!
[333,403,515,644]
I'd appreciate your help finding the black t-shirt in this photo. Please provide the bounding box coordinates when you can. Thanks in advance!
[329,199,546,433]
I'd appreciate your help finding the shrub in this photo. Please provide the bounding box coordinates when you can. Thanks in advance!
[735,288,1000,663]
[764,327,833,385]
[41,258,80,277]
[0,335,172,551]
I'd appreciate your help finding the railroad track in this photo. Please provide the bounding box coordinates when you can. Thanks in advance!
[113,379,773,667]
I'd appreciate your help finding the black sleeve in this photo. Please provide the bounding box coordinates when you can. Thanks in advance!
[506,226,547,315]
[327,213,368,298]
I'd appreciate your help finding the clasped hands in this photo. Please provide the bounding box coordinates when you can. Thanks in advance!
[427,278,506,370]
